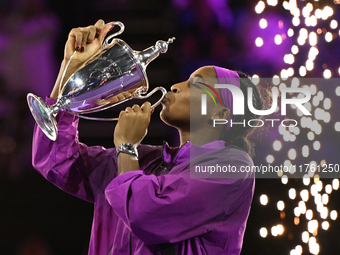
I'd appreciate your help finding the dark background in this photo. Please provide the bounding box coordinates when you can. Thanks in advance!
[0,0,339,254]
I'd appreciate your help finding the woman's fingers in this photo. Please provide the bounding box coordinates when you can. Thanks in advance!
[95,91,133,106]
[98,24,114,45]
[94,19,105,31]
[132,104,141,112]
[141,101,152,113]
[77,25,100,52]
[125,107,133,112]
[88,25,97,42]
[80,28,89,52]
[69,28,83,51]
[68,19,107,53]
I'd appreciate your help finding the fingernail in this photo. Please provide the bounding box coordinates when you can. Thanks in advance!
[109,25,115,31]
[75,46,80,51]
[81,45,85,52]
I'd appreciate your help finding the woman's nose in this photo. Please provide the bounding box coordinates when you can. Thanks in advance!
[170,84,181,93]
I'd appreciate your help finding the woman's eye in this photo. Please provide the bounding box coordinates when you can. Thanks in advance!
[189,81,198,88]
[190,78,201,87]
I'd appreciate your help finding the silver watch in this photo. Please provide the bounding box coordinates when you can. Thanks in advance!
[117,143,138,158]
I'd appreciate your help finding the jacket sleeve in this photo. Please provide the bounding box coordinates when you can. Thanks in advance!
[104,149,255,244]
[32,97,117,203]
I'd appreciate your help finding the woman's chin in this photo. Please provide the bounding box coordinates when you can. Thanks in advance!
[160,109,173,126]
[159,109,167,122]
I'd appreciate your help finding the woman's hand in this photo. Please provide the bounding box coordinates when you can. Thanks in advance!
[50,19,113,99]
[114,102,152,148]
[64,19,112,64]
[95,90,134,106]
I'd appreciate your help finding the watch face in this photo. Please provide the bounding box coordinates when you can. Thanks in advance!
[124,143,134,150]
[119,143,138,157]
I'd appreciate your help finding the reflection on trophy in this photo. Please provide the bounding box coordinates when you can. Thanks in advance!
[26,21,175,141]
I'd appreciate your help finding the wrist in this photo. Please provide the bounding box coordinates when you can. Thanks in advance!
[117,152,138,160]
[117,152,140,175]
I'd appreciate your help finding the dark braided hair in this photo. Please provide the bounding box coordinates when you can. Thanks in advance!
[223,71,267,158]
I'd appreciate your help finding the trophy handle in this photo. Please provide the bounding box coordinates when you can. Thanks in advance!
[134,86,167,108]
[102,21,125,49]
[76,87,167,121]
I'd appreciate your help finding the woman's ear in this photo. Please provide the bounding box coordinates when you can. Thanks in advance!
[209,107,230,123]
[209,107,230,124]
[221,108,230,119]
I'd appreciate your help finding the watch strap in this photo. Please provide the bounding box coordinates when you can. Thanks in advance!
[116,143,138,158]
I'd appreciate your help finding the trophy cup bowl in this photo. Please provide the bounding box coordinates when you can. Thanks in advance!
[27,21,175,141]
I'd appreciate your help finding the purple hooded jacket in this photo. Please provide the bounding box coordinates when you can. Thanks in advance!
[31,97,255,255]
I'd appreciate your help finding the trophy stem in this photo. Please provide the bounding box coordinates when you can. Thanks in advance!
[27,93,59,141]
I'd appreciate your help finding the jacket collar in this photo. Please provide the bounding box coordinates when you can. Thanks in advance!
[162,140,226,165]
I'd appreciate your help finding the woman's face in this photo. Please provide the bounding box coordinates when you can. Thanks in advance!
[160,66,220,130]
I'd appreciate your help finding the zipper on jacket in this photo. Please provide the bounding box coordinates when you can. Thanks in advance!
[130,231,133,255]
[161,141,188,172]
[106,244,113,255]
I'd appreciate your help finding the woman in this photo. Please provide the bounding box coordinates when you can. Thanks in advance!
[32,20,263,255]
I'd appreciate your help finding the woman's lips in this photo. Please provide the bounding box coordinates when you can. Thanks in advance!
[161,93,170,103]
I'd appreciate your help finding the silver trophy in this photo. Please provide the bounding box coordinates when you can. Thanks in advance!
[27,21,175,141]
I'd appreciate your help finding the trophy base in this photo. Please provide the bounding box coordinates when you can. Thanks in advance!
[27,93,58,141]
